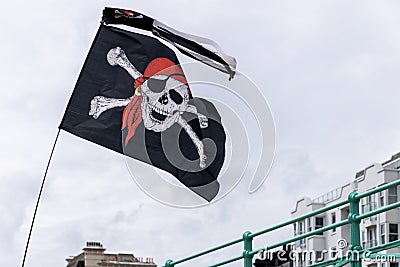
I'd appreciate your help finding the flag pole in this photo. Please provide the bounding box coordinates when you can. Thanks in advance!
[21,128,61,267]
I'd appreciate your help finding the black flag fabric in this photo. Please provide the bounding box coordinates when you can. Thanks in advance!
[60,25,226,201]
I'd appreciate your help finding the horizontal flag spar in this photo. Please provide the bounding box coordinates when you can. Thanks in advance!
[102,7,237,80]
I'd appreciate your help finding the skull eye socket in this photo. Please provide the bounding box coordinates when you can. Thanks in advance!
[169,89,183,104]
[145,73,186,93]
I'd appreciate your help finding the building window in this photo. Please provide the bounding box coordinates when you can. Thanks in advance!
[367,194,375,204]
[331,213,336,232]
[299,221,305,234]
[294,223,297,236]
[361,230,366,248]
[361,197,366,213]
[315,251,324,262]
[299,220,306,248]
[307,218,312,232]
[315,217,324,235]
[363,194,377,213]
[366,227,377,248]
[330,247,337,258]
[386,159,400,169]
[389,224,398,242]
[379,190,385,207]
[380,224,385,245]
[298,255,305,267]
[388,186,398,205]
[390,263,399,267]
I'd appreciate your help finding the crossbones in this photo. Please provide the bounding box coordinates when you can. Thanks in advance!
[89,47,208,168]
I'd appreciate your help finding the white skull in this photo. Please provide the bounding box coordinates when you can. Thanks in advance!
[140,74,190,132]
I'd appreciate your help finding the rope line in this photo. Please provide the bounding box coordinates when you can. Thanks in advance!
[21,129,61,267]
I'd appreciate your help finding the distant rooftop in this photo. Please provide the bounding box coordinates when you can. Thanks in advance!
[320,152,400,203]
[382,151,400,166]
[66,241,156,267]
[355,151,400,179]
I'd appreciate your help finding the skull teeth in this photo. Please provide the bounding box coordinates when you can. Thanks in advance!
[150,106,168,122]
[152,106,169,116]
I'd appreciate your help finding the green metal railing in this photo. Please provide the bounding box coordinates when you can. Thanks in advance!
[162,179,400,267]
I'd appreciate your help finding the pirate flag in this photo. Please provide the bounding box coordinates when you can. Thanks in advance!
[60,25,226,201]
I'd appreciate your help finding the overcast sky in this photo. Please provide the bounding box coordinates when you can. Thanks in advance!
[1,1,400,266]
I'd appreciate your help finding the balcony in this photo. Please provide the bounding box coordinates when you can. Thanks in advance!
[362,202,377,213]
[313,187,342,204]
[294,239,306,249]
[362,202,377,225]
[363,240,378,249]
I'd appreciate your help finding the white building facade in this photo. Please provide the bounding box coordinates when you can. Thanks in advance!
[291,152,400,267]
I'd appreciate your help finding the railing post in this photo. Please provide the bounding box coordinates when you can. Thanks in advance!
[348,192,362,267]
[164,259,174,267]
[243,231,253,267]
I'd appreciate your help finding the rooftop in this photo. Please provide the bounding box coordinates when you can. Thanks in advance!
[66,241,156,267]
